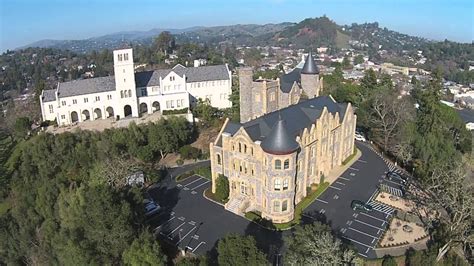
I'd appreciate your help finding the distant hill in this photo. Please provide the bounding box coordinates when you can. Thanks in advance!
[16,16,444,53]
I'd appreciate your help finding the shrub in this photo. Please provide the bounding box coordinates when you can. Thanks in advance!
[382,255,397,266]
[162,108,188,115]
[176,159,184,165]
[179,145,201,160]
[215,175,229,202]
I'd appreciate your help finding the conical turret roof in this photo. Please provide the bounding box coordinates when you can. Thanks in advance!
[260,118,299,155]
[301,52,319,74]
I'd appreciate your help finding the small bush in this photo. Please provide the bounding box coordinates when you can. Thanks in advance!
[162,108,188,115]
[179,145,201,160]
[176,159,184,165]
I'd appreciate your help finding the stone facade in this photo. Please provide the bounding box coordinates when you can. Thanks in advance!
[239,53,323,123]
[210,96,356,223]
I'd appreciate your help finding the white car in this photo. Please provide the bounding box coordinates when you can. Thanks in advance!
[144,199,161,217]
[354,133,366,142]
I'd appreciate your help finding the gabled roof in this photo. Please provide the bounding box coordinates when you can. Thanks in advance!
[42,76,115,102]
[280,68,301,93]
[41,64,230,102]
[222,96,348,144]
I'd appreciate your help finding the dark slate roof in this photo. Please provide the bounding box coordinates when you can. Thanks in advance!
[42,76,115,102]
[280,68,301,93]
[223,96,348,145]
[457,108,474,123]
[42,64,229,102]
[260,119,300,155]
[301,52,319,74]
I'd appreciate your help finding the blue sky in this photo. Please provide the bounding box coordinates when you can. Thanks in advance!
[0,0,473,51]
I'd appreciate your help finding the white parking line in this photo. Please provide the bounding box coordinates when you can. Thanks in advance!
[154,216,175,231]
[316,198,328,204]
[359,212,387,224]
[329,185,341,191]
[354,219,385,231]
[357,159,368,163]
[384,179,403,186]
[167,222,186,236]
[348,227,378,239]
[182,177,205,188]
[349,167,359,171]
[342,236,374,249]
[192,241,206,253]
[359,253,368,258]
[190,180,210,191]
[336,181,346,186]
[177,226,197,244]
[365,247,370,253]
[339,176,350,181]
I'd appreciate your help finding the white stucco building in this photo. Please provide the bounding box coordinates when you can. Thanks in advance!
[40,48,232,126]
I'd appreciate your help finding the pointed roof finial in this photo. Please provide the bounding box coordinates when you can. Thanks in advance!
[301,52,319,74]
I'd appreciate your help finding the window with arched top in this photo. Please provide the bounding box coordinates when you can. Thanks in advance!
[239,142,242,152]
[284,159,290,169]
[217,154,221,165]
[244,144,247,154]
[120,91,124,98]
[274,179,281,191]
[275,159,281,170]
[283,179,289,190]
[282,200,288,211]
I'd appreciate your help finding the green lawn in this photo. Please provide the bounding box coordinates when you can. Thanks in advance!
[245,182,330,230]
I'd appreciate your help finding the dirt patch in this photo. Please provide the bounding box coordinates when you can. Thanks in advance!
[191,125,221,152]
[379,218,428,247]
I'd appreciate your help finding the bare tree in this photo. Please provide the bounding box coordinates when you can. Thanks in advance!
[415,161,473,261]
[91,156,141,188]
[369,93,413,151]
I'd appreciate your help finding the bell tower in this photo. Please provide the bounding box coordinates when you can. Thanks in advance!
[113,48,138,118]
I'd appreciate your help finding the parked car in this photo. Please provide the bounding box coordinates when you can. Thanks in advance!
[144,199,161,217]
[386,171,407,185]
[354,132,366,142]
[351,200,373,212]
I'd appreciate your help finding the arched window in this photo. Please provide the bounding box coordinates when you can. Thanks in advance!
[217,154,221,165]
[239,142,242,152]
[273,201,280,212]
[244,144,247,153]
[283,179,289,190]
[274,179,281,191]
[282,200,288,211]
[120,91,124,98]
[251,147,254,155]
[284,159,290,169]
[275,159,281,170]
[128,89,132,97]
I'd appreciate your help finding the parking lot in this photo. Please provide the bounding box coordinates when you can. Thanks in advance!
[303,142,407,258]
[148,175,256,255]
[148,142,407,259]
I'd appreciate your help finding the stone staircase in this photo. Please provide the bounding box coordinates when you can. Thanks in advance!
[225,195,247,216]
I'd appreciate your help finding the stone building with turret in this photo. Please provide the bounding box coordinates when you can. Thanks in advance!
[239,53,323,123]
[210,96,356,223]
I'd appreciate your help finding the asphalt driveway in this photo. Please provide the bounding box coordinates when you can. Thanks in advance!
[147,142,401,259]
